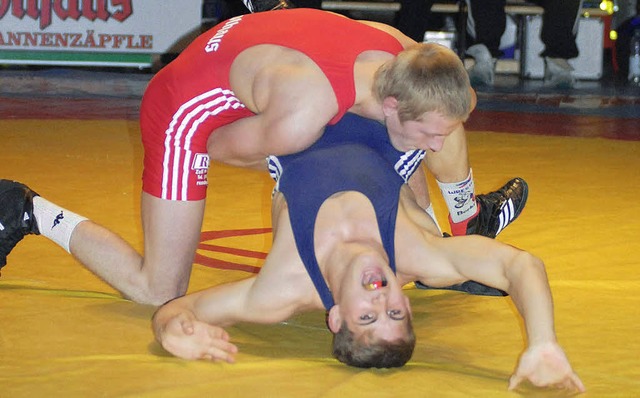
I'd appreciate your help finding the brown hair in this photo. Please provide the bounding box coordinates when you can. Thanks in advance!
[373,42,472,122]
[332,319,416,368]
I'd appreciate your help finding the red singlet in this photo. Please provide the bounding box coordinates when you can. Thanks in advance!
[140,8,403,201]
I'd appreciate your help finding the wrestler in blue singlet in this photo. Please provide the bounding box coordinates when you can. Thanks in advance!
[269,113,413,310]
[269,113,505,307]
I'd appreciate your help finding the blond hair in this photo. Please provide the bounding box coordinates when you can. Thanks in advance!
[373,42,472,122]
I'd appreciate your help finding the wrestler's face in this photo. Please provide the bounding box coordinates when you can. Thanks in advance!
[382,99,462,153]
[330,256,411,342]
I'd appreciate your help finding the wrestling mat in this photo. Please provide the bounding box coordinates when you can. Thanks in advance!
[2,108,640,396]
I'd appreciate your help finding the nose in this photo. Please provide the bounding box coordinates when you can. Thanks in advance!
[372,291,387,305]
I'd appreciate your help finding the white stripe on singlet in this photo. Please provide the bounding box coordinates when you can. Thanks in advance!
[395,149,426,182]
[268,149,425,190]
[267,155,283,193]
[161,88,244,200]
[267,155,283,182]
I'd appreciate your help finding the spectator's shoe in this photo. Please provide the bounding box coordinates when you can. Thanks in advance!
[544,57,575,88]
[242,0,292,12]
[466,44,496,86]
[467,177,528,238]
[0,180,40,270]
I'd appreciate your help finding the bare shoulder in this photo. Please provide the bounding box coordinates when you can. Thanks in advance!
[393,187,459,285]
[230,43,338,134]
[229,44,332,110]
[247,198,325,317]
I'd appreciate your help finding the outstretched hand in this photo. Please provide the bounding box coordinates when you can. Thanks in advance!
[159,312,238,363]
[509,341,585,392]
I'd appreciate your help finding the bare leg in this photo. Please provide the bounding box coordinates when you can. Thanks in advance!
[69,192,206,305]
[424,124,529,237]
[424,124,478,233]
[424,124,470,183]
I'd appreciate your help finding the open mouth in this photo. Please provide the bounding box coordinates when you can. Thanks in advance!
[362,267,388,291]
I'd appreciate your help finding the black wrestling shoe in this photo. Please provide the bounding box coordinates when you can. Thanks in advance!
[414,232,507,296]
[242,0,293,12]
[0,180,40,269]
[468,177,529,238]
[414,280,507,297]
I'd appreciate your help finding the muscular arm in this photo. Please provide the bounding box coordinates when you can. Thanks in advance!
[395,192,584,391]
[207,105,329,168]
[420,236,557,343]
[416,236,584,392]
[207,60,337,167]
[152,272,307,362]
[153,195,319,362]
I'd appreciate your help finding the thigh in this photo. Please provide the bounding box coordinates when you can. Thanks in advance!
[141,192,207,298]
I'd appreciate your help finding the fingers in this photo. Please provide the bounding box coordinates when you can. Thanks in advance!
[183,324,237,363]
[178,313,195,335]
[567,372,586,392]
[200,339,239,363]
[509,372,586,393]
[508,374,523,391]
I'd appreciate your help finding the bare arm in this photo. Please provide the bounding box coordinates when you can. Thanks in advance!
[407,232,584,392]
[152,196,318,363]
[152,272,304,362]
[207,63,337,167]
[207,109,327,168]
[395,192,584,391]
[151,277,254,363]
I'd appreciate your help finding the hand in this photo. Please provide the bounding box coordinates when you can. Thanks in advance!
[509,341,585,392]
[159,312,238,363]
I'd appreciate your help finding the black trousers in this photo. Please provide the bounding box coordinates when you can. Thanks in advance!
[396,0,582,59]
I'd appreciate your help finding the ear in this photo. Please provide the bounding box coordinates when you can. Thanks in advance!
[469,87,477,113]
[327,305,342,333]
[404,295,413,320]
[381,96,399,118]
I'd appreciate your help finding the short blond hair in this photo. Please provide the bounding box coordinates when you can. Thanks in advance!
[373,42,472,122]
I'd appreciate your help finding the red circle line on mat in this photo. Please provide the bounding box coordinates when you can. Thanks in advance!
[195,228,272,274]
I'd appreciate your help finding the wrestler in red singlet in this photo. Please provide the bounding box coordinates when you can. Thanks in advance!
[140,8,403,201]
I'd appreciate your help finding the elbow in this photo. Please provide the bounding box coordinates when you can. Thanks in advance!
[504,252,548,292]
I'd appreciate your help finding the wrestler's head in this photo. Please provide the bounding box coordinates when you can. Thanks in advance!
[373,42,477,152]
[326,252,415,368]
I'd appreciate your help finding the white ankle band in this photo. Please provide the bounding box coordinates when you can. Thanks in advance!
[33,196,87,253]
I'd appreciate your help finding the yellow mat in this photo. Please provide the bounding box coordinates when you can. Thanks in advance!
[1,118,639,397]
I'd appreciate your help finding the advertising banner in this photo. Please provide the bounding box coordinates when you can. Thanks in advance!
[0,1,202,67]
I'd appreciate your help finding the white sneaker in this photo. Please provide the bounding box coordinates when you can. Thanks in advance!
[466,44,496,86]
[544,57,575,88]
